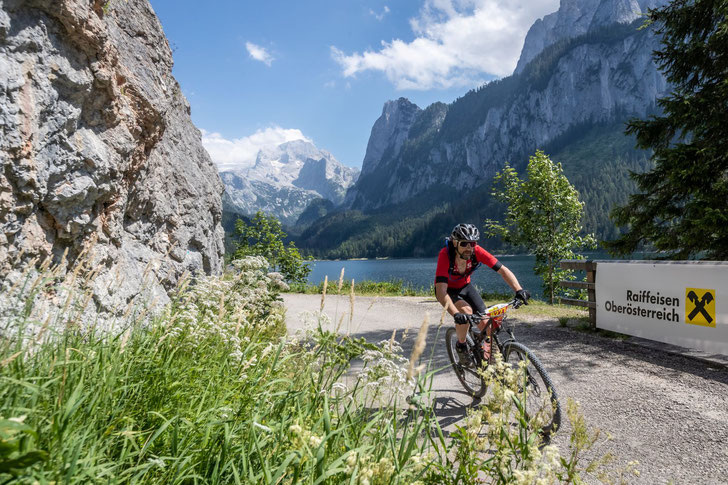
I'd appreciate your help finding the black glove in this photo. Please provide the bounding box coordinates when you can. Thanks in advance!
[454,313,470,325]
[515,289,531,305]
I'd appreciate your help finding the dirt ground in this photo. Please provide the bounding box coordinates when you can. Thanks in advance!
[283,293,728,484]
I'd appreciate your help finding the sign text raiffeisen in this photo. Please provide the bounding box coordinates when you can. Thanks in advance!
[596,262,726,355]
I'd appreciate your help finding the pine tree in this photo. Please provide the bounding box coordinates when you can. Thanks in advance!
[608,0,728,258]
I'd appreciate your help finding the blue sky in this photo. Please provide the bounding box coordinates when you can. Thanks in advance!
[149,0,559,170]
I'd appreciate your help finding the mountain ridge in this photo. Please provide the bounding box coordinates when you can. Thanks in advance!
[295,0,670,257]
[344,16,667,212]
[221,139,359,225]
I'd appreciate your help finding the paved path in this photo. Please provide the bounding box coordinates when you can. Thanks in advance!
[283,293,728,484]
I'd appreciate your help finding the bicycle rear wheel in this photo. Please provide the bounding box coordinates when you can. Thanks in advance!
[445,327,486,398]
[502,341,561,440]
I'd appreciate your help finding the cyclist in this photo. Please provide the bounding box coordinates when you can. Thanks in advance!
[435,223,530,365]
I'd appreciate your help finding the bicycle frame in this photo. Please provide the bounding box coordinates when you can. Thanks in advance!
[446,297,562,440]
[469,298,521,356]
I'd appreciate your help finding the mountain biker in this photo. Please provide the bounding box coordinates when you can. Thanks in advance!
[435,223,530,365]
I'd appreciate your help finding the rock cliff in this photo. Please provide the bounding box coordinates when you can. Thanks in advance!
[359,98,421,177]
[515,0,665,74]
[345,0,670,212]
[0,0,224,317]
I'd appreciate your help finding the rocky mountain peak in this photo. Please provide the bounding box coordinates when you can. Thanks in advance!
[360,97,421,176]
[515,0,668,74]
[221,139,358,225]
[340,0,670,213]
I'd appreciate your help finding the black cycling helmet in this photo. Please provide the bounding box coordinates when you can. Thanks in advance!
[451,223,480,242]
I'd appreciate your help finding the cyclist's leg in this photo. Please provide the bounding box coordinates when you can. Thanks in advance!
[460,285,493,360]
[459,284,486,319]
[448,287,473,344]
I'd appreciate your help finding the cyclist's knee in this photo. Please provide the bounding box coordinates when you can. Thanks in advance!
[455,302,473,314]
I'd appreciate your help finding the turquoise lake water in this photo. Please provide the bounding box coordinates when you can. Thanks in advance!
[306,251,653,298]
[306,253,611,298]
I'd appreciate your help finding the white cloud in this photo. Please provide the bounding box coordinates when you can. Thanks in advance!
[333,0,559,90]
[202,127,310,171]
[369,5,390,21]
[245,41,274,66]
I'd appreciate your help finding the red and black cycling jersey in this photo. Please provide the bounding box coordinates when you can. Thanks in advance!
[435,242,501,289]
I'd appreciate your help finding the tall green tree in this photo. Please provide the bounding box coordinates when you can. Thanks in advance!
[233,211,311,283]
[608,0,728,258]
[485,151,596,304]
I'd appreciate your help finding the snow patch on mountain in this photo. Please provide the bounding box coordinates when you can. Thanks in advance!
[220,140,358,224]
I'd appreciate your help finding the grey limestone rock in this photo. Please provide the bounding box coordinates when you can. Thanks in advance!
[0,0,224,323]
[514,0,668,74]
[360,97,421,176]
[344,97,421,208]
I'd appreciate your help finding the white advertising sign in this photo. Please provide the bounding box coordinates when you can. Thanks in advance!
[595,261,728,355]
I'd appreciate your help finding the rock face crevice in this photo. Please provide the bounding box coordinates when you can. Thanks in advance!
[0,0,224,315]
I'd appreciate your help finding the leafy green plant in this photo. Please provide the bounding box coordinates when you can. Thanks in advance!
[233,211,311,283]
[0,417,48,477]
[485,150,596,304]
[609,0,728,259]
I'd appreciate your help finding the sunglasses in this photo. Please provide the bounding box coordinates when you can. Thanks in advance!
[458,241,476,248]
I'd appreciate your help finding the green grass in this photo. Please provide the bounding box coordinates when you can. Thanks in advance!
[0,256,627,483]
[288,279,433,297]
[1,261,438,483]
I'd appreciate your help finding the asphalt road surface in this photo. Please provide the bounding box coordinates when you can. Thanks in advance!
[283,293,728,484]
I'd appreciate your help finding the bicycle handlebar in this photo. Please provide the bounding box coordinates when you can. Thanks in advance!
[468,298,522,325]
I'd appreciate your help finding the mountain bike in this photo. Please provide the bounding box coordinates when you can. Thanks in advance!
[445,298,561,438]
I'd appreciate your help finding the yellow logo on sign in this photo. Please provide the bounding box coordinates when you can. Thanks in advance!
[685,288,716,328]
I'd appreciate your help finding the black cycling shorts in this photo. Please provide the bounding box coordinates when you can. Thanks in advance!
[446,284,486,315]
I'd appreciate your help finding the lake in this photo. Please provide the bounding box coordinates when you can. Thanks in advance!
[306,250,653,298]
[307,254,561,298]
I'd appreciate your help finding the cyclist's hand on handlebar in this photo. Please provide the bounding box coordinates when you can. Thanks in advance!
[453,313,470,325]
[515,289,531,306]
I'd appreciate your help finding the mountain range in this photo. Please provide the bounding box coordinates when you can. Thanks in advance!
[220,140,358,225]
[344,0,667,212]
[291,0,669,258]
[220,0,670,258]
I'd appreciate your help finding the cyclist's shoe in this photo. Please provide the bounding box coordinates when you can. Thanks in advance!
[455,341,473,367]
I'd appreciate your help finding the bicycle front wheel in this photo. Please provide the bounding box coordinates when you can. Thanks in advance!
[502,341,561,439]
[445,328,486,398]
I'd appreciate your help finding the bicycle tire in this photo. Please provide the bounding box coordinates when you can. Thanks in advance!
[502,341,561,440]
[445,327,487,398]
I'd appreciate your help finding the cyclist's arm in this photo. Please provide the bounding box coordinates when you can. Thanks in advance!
[435,282,459,316]
[496,265,523,292]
